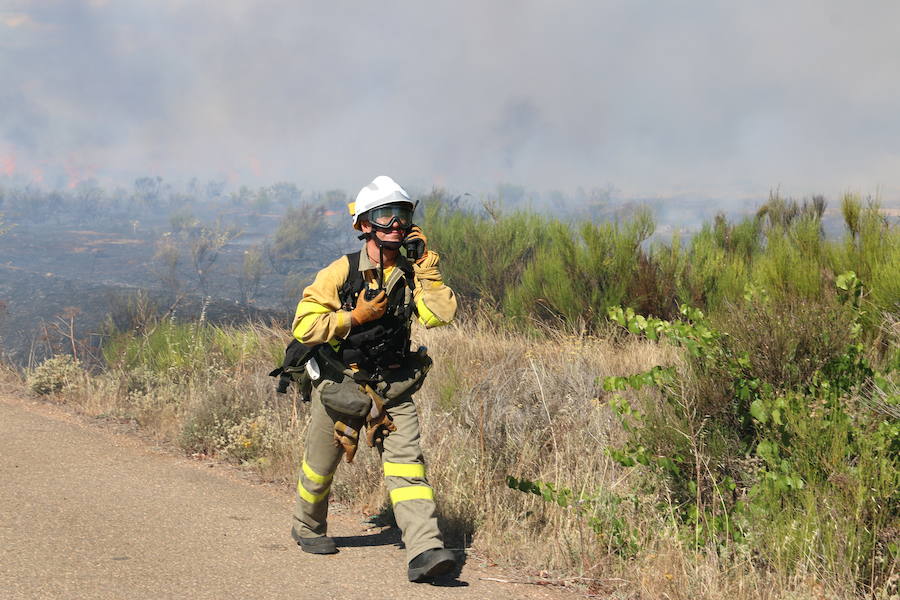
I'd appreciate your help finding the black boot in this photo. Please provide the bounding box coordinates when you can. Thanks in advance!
[292,529,338,555]
[407,548,456,582]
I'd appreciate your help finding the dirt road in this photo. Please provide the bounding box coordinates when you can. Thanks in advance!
[0,393,574,599]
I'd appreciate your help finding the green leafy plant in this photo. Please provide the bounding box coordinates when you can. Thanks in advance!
[598,274,899,591]
[506,475,641,558]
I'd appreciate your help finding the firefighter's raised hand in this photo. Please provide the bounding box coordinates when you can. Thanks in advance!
[404,225,428,263]
[351,290,387,326]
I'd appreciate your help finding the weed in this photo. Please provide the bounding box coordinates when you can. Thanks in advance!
[26,355,84,396]
[600,274,898,594]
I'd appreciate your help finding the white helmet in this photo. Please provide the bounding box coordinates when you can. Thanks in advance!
[349,175,414,231]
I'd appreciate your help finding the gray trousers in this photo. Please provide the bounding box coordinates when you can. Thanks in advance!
[291,385,444,561]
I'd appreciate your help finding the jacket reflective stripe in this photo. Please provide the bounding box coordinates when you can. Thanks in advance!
[292,301,334,341]
[389,485,434,504]
[416,298,449,328]
[383,462,426,478]
[297,480,330,504]
[302,460,333,485]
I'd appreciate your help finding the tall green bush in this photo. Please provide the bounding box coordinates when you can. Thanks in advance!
[420,193,550,305]
[831,196,900,315]
[504,210,655,326]
[597,274,898,593]
[419,191,899,333]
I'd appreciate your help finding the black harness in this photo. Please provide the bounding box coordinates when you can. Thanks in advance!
[336,250,417,371]
[270,250,418,395]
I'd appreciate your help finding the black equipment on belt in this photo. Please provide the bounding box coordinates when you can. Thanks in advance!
[269,339,314,399]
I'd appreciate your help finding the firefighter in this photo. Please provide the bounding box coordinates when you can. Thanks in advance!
[289,175,458,582]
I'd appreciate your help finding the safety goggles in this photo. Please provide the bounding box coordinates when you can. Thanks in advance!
[366,203,414,230]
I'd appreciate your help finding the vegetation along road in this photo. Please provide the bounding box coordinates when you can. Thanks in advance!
[0,394,572,600]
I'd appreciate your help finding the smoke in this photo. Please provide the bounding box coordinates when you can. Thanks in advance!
[2,0,900,201]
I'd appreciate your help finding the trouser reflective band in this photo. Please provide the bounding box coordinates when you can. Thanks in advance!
[298,460,332,503]
[303,460,333,485]
[298,481,330,504]
[383,462,426,478]
[390,485,434,504]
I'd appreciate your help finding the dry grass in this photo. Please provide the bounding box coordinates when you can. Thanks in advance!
[414,317,673,564]
[0,362,24,391]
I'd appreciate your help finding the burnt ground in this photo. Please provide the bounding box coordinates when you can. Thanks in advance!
[0,215,354,367]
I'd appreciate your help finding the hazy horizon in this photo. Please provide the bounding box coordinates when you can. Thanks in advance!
[3,1,900,204]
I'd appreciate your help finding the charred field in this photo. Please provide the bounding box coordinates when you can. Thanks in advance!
[0,199,347,366]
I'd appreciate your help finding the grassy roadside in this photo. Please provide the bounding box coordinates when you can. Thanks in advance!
[10,316,672,590]
[13,306,898,599]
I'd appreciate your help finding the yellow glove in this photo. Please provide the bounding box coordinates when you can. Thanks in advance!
[350,290,387,326]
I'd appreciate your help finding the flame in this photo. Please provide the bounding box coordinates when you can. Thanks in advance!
[1,13,32,28]
[0,154,15,177]
[65,162,81,189]
[32,167,44,184]
[248,156,262,177]
[63,157,95,189]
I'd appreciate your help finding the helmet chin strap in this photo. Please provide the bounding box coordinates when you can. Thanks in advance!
[358,230,403,251]
[358,231,400,291]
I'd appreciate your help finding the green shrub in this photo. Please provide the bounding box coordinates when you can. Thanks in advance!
[264,203,327,275]
[420,192,551,304]
[752,225,824,302]
[600,274,898,593]
[221,413,279,463]
[419,191,899,336]
[505,210,655,326]
[27,355,84,396]
[714,295,855,392]
[178,383,262,456]
[103,320,208,376]
[836,197,900,314]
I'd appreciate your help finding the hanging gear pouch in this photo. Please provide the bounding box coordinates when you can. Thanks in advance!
[270,340,315,401]
[292,368,314,403]
[317,373,373,418]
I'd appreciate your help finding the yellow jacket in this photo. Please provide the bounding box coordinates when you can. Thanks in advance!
[292,248,457,346]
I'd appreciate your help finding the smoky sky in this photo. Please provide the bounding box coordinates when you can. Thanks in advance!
[2,0,900,200]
